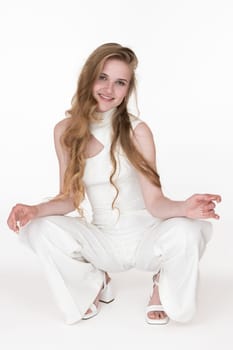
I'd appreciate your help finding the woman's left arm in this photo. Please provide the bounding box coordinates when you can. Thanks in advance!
[132,122,221,220]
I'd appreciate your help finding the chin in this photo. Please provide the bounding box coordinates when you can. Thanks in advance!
[96,104,115,113]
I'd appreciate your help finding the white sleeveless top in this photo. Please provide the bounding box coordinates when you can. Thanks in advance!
[83,109,159,229]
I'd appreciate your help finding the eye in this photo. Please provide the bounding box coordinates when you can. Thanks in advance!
[98,74,107,81]
[116,80,127,86]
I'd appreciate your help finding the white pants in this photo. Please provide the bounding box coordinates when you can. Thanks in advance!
[19,215,212,324]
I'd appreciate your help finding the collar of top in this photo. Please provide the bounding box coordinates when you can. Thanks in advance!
[89,108,116,146]
[91,108,116,127]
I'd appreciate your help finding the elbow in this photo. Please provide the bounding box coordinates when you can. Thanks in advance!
[144,199,159,217]
[146,206,162,219]
[144,197,167,219]
[146,205,166,219]
[145,202,154,216]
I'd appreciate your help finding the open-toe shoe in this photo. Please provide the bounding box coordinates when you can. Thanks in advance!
[82,303,99,320]
[82,275,114,320]
[145,273,169,325]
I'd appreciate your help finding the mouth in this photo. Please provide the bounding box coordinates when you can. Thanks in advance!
[98,93,114,101]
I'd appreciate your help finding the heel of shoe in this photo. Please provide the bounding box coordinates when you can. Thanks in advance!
[99,280,114,304]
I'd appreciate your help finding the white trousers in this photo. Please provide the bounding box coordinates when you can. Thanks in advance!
[19,215,212,324]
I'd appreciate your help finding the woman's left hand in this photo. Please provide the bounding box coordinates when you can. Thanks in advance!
[184,193,221,220]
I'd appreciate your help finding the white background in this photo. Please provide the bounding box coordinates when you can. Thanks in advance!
[0,0,232,349]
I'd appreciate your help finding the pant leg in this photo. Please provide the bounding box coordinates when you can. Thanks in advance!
[135,217,212,322]
[19,215,106,324]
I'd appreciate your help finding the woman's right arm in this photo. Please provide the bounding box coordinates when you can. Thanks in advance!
[7,118,75,232]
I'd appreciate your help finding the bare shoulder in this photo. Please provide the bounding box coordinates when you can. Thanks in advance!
[53,118,71,178]
[132,120,156,163]
[133,121,154,139]
[53,118,72,156]
[54,117,71,138]
[129,113,153,137]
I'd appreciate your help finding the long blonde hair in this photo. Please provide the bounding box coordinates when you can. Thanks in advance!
[60,43,161,213]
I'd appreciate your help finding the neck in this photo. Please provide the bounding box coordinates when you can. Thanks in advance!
[92,108,116,125]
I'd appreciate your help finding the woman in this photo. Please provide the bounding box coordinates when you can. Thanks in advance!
[7,43,221,325]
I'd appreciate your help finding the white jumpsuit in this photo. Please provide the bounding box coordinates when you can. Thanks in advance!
[19,109,212,324]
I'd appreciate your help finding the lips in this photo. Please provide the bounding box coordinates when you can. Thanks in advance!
[98,93,114,101]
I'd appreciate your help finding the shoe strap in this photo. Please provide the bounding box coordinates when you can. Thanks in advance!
[146,304,165,313]
[152,273,160,288]
[89,303,98,313]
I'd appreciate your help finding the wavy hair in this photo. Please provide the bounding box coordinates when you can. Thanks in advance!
[60,43,161,213]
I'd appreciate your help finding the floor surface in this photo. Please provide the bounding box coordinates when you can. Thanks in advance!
[0,222,232,350]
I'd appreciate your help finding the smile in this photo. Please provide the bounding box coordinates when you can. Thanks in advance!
[98,93,114,101]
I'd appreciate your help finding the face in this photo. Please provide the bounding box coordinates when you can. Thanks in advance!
[92,58,132,112]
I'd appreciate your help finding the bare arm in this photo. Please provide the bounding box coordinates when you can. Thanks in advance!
[132,122,221,220]
[7,118,75,232]
[34,118,75,216]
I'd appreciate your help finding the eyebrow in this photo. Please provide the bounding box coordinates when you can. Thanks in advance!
[100,73,129,83]
[117,78,129,83]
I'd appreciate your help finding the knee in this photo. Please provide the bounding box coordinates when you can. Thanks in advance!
[19,216,82,257]
[19,216,55,251]
[165,218,207,255]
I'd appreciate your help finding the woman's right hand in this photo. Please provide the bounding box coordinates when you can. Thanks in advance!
[7,203,38,233]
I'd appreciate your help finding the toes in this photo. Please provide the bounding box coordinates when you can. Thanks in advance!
[148,311,167,320]
[148,311,156,319]
[85,308,91,316]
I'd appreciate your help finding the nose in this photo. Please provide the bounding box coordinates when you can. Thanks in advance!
[104,80,114,94]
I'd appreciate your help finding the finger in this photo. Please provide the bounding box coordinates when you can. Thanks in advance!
[15,222,20,233]
[12,219,20,232]
[7,216,16,231]
[10,221,19,233]
[20,218,28,227]
[195,194,221,203]
[202,209,220,220]
[210,211,220,219]
[7,205,22,231]
[7,211,22,233]
[9,208,20,223]
[203,194,221,203]
[203,202,216,211]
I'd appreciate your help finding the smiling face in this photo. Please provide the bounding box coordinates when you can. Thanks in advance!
[92,58,132,112]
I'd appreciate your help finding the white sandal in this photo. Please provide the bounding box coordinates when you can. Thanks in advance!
[82,303,99,320]
[145,274,169,325]
[82,275,114,320]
